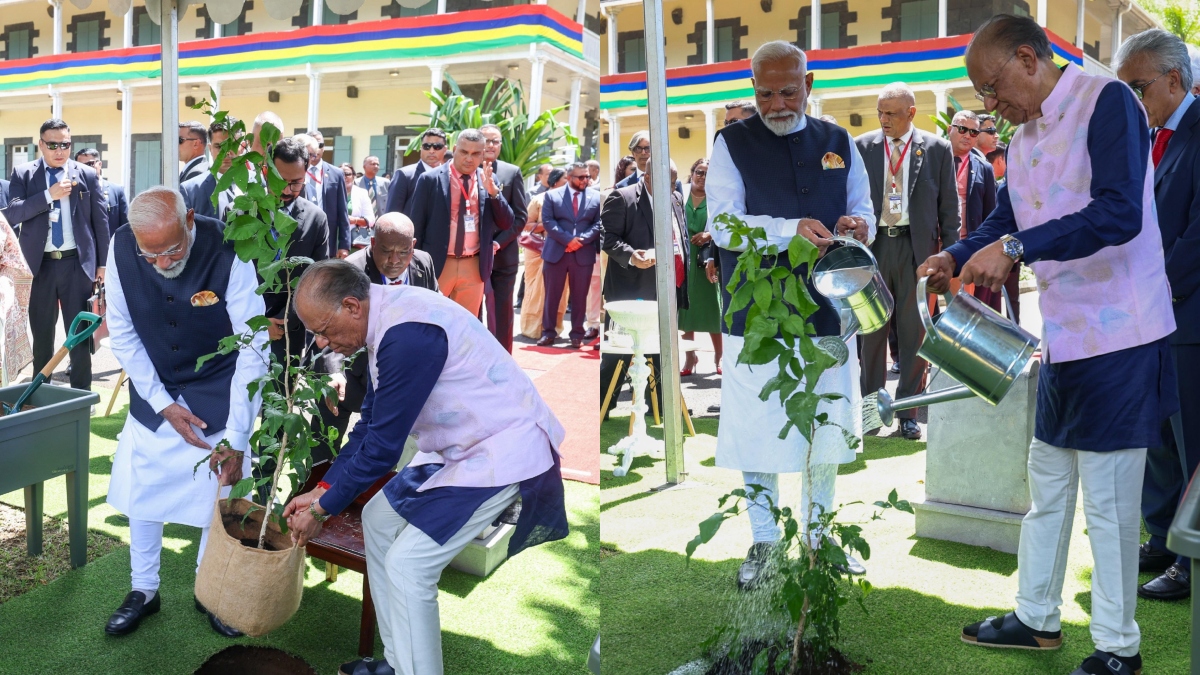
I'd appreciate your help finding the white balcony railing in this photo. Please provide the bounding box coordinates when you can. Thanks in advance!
[1082,54,1113,78]
[583,28,601,68]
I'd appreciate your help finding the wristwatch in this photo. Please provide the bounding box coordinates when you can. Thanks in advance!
[999,234,1024,262]
[309,500,330,523]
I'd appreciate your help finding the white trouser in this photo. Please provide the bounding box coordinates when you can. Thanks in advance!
[129,518,211,592]
[743,465,837,545]
[585,262,603,330]
[1014,439,1146,657]
[362,485,520,675]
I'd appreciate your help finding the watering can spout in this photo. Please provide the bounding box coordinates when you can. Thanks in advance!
[874,385,977,428]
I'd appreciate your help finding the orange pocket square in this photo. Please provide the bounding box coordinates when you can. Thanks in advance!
[821,152,846,170]
[191,290,219,307]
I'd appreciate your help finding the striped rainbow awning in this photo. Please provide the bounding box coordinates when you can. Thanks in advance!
[0,5,582,92]
[601,30,1083,112]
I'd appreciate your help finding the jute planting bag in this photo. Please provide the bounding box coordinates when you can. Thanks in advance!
[194,497,306,637]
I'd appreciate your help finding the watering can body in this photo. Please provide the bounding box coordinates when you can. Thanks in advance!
[812,236,893,335]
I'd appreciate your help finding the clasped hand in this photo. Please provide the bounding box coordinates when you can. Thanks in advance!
[917,242,1013,295]
[283,488,327,547]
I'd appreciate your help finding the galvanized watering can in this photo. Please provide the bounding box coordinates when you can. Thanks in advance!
[875,276,1039,427]
[812,236,894,336]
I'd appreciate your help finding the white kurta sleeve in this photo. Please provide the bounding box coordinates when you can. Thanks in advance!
[845,131,877,245]
[218,256,268,452]
[104,246,176,413]
[706,135,801,251]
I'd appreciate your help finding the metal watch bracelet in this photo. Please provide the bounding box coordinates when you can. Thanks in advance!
[309,500,329,523]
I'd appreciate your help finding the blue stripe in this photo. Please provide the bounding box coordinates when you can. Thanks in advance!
[808,45,965,70]
[0,50,159,77]
[668,69,751,88]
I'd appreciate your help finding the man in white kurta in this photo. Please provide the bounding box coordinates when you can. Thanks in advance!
[706,41,876,588]
[103,186,266,636]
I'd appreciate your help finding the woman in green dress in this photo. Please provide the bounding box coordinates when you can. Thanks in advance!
[679,158,722,376]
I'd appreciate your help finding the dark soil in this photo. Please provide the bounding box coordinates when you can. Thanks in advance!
[0,502,123,604]
[193,646,318,675]
[237,538,281,552]
[705,639,864,675]
[1,404,36,416]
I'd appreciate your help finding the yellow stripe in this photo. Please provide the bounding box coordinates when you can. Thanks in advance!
[0,60,155,86]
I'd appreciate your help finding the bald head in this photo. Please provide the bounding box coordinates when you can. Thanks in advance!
[296,259,372,356]
[251,111,284,155]
[371,213,417,280]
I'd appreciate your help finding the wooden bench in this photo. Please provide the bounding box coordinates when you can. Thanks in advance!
[298,461,395,658]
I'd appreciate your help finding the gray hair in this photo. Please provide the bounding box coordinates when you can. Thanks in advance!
[1116,28,1193,93]
[253,111,283,133]
[374,212,415,240]
[819,114,839,125]
[751,40,807,77]
[951,110,979,125]
[479,123,502,135]
[642,159,679,179]
[128,186,186,234]
[1190,44,1200,89]
[297,259,372,309]
[455,128,485,145]
[878,82,916,107]
[628,130,650,151]
[566,161,588,173]
[968,14,1054,62]
[725,100,757,113]
[296,134,320,152]
[585,159,601,169]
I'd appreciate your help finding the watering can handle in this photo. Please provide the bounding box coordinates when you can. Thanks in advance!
[916,276,950,343]
[828,235,883,271]
[63,312,103,351]
[1000,285,1017,324]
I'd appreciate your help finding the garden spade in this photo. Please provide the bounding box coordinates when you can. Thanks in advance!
[4,311,103,415]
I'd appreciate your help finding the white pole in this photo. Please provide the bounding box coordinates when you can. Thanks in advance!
[568,74,583,160]
[937,0,947,38]
[934,87,947,119]
[161,0,180,189]
[307,65,321,131]
[1113,5,1125,62]
[51,0,62,55]
[429,63,444,116]
[605,7,619,76]
[120,82,132,192]
[705,0,714,64]
[705,107,717,158]
[50,87,62,120]
[810,95,823,118]
[642,0,684,484]
[529,55,546,120]
[212,15,222,38]
[436,0,446,14]
[1036,0,1048,27]
[607,115,621,184]
[810,0,821,50]
[124,5,133,48]
[576,0,586,24]
[1076,0,1086,49]
[312,0,322,26]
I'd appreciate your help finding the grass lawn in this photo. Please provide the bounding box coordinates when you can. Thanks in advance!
[0,386,599,674]
[600,415,1191,675]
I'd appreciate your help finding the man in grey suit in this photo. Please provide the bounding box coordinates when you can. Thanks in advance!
[303,130,350,259]
[2,118,110,391]
[385,128,447,215]
[178,121,210,184]
[356,155,389,218]
[75,148,129,230]
[181,119,238,221]
[855,82,960,440]
[480,123,529,353]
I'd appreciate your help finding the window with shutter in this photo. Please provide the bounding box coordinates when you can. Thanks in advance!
[8,29,30,59]
[135,9,160,46]
[899,0,938,41]
[619,33,645,73]
[133,138,162,198]
[76,20,99,52]
[369,135,390,172]
[332,136,352,167]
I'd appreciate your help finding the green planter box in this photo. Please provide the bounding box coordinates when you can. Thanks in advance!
[0,383,99,568]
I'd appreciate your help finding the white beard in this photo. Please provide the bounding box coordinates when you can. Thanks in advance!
[761,111,800,136]
[151,226,197,279]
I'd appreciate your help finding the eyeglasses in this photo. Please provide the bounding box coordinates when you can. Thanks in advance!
[754,86,802,102]
[1131,74,1165,101]
[41,141,71,151]
[310,305,341,339]
[422,143,446,151]
[975,53,1018,103]
[631,144,651,153]
[178,137,203,145]
[483,139,502,147]
[950,124,981,137]
[137,242,185,260]
[979,128,999,135]
[283,178,307,192]
[693,170,707,177]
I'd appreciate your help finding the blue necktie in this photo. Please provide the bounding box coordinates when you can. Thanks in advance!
[48,167,64,248]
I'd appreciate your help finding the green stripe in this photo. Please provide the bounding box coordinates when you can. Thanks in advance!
[0,68,160,90]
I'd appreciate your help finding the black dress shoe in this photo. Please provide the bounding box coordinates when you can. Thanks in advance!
[1138,562,1190,601]
[339,657,381,675]
[1070,649,1141,675]
[570,338,583,349]
[737,542,774,591]
[105,591,161,635]
[1138,540,1175,574]
[583,328,600,341]
[536,335,557,347]
[900,419,921,440]
[889,363,900,374]
[195,596,244,637]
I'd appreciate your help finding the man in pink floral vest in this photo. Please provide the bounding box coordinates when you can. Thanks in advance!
[921,15,1177,675]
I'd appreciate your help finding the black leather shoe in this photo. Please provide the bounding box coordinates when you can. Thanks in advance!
[339,657,382,675]
[570,338,583,349]
[536,335,557,347]
[105,591,160,635]
[737,542,774,591]
[583,328,600,341]
[1070,649,1141,674]
[1138,562,1190,601]
[1138,541,1175,574]
[195,596,244,638]
[900,419,921,440]
[889,363,900,374]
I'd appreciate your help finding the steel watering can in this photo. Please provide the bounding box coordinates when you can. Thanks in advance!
[812,236,894,336]
[875,276,1038,427]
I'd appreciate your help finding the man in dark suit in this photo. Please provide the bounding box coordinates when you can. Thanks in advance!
[385,128,447,216]
[302,131,350,259]
[75,148,129,230]
[539,162,600,349]
[1,118,109,391]
[406,128,515,318]
[480,123,529,353]
[181,118,239,221]
[599,162,689,414]
[946,112,1005,314]
[855,83,960,440]
[264,136,331,366]
[1117,29,1200,601]
[355,155,389,218]
[310,212,439,462]
[178,121,210,184]
[0,179,9,210]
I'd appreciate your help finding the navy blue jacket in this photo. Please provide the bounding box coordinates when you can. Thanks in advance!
[0,179,9,210]
[103,180,129,231]
[1153,97,1200,345]
[957,152,997,237]
[541,185,601,265]
[2,158,109,280]
[181,172,218,219]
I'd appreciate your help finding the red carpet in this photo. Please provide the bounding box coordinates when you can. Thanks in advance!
[515,343,599,484]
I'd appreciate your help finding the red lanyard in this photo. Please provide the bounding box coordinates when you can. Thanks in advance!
[456,171,477,207]
[884,134,914,191]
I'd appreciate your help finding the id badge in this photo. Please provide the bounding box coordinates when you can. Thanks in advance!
[49,209,61,224]
[464,211,477,234]
[888,193,902,215]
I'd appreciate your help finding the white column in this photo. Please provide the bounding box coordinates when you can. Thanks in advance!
[938,0,947,37]
[705,0,714,63]
[51,0,63,54]
[934,87,948,118]
[576,0,587,24]
[705,107,718,158]
[1037,0,1048,27]
[212,16,222,38]
[429,63,444,116]
[529,56,546,120]
[568,74,583,160]
[124,4,134,48]
[1113,4,1126,59]
[50,88,62,119]
[311,0,322,26]
[607,115,621,183]
[436,0,446,13]
[810,0,821,50]
[605,7,620,75]
[535,0,547,4]
[161,0,180,189]
[120,82,133,192]
[809,95,823,118]
[1076,0,1086,49]
[306,66,322,131]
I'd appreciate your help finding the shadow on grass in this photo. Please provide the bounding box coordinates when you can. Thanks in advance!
[90,409,126,441]
[600,455,656,490]
[906,536,1018,576]
[89,453,113,476]
[838,435,925,476]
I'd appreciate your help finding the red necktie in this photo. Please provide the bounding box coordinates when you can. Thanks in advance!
[1153,128,1174,168]
[572,190,580,216]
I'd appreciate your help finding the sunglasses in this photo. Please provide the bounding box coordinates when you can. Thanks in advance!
[178,137,202,144]
[693,170,707,177]
[42,141,72,150]
[631,145,651,153]
[422,143,446,151]
[83,159,102,167]
[979,128,999,135]
[950,124,981,137]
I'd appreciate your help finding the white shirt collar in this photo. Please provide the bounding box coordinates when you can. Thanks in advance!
[887,127,915,145]
[1164,93,1197,132]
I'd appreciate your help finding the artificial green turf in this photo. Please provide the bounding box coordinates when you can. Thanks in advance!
[0,386,599,674]
[600,416,1191,675]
